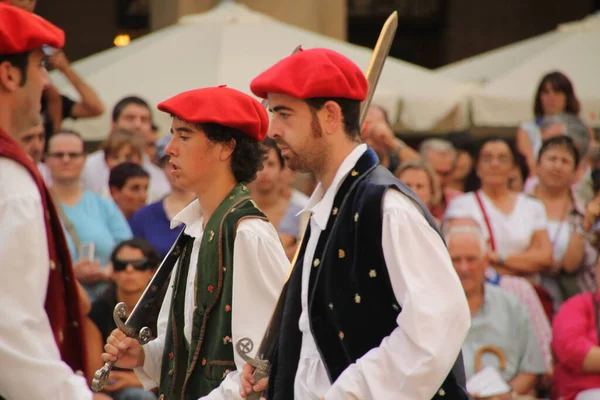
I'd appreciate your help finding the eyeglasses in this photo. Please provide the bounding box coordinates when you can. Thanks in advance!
[46,152,85,160]
[113,258,152,272]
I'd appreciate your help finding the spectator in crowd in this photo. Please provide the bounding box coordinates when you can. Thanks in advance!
[395,158,443,225]
[539,113,590,158]
[46,131,133,300]
[109,162,150,220]
[82,96,171,203]
[445,137,554,317]
[523,113,592,194]
[146,123,159,163]
[104,129,145,169]
[129,137,195,258]
[420,138,462,219]
[527,136,597,310]
[516,71,584,175]
[447,131,475,193]
[443,217,553,388]
[17,121,52,184]
[446,225,546,396]
[551,257,600,400]
[582,169,600,250]
[89,128,146,198]
[362,104,419,172]
[86,238,160,400]
[576,141,600,206]
[509,151,530,193]
[280,163,310,209]
[42,49,104,141]
[249,137,303,260]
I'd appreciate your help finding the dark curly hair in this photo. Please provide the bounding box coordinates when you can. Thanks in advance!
[199,123,267,184]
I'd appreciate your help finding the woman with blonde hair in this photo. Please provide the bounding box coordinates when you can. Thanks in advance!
[395,158,443,225]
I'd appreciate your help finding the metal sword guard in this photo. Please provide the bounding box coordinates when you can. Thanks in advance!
[91,302,154,392]
[236,337,270,400]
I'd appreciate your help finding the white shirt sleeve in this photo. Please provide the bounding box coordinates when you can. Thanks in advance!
[201,219,289,400]
[0,159,92,400]
[324,190,471,400]
[134,263,176,390]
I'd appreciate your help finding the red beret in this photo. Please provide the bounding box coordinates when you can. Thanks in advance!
[250,48,367,101]
[157,86,269,142]
[0,3,65,55]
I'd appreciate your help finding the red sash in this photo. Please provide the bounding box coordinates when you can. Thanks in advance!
[474,191,496,251]
[0,128,87,375]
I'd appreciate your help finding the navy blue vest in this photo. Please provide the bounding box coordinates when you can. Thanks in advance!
[267,148,470,399]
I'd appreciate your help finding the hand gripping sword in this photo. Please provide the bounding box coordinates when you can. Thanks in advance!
[235,11,398,400]
[91,232,190,392]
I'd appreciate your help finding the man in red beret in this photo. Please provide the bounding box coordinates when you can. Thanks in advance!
[0,3,108,400]
[101,86,289,399]
[240,48,472,400]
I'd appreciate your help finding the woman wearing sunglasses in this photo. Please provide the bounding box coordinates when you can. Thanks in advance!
[87,238,161,400]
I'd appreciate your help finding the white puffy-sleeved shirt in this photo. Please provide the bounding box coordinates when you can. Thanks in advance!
[0,158,92,400]
[134,199,289,399]
[294,144,471,400]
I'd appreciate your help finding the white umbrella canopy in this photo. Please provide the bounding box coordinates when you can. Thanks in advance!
[436,30,561,85]
[438,12,600,128]
[52,1,471,140]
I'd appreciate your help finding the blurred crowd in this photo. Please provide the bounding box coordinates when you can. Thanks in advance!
[5,0,600,399]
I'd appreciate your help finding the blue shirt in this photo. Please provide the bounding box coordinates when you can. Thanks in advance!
[279,204,303,239]
[129,199,183,258]
[61,191,132,266]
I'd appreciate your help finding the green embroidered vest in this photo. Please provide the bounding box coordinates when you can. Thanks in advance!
[158,184,267,400]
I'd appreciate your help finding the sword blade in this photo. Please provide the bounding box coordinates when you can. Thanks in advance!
[123,230,187,329]
[359,11,399,128]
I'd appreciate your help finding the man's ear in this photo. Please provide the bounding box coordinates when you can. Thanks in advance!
[0,61,22,92]
[219,138,236,161]
[322,100,343,135]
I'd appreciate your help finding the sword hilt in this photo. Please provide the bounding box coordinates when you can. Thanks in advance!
[91,302,153,392]
[91,361,112,392]
[236,337,270,400]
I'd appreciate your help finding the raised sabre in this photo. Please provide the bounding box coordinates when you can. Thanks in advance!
[359,10,398,128]
[91,232,190,392]
[238,12,398,400]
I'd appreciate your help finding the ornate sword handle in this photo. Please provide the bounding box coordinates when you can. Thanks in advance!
[91,302,153,392]
[236,337,270,400]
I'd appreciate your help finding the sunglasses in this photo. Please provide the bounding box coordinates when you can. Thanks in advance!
[113,258,151,272]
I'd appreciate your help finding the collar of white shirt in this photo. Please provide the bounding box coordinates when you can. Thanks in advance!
[300,144,367,231]
[171,199,204,239]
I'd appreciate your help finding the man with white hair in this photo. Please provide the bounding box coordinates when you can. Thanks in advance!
[420,139,457,185]
[446,224,546,396]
